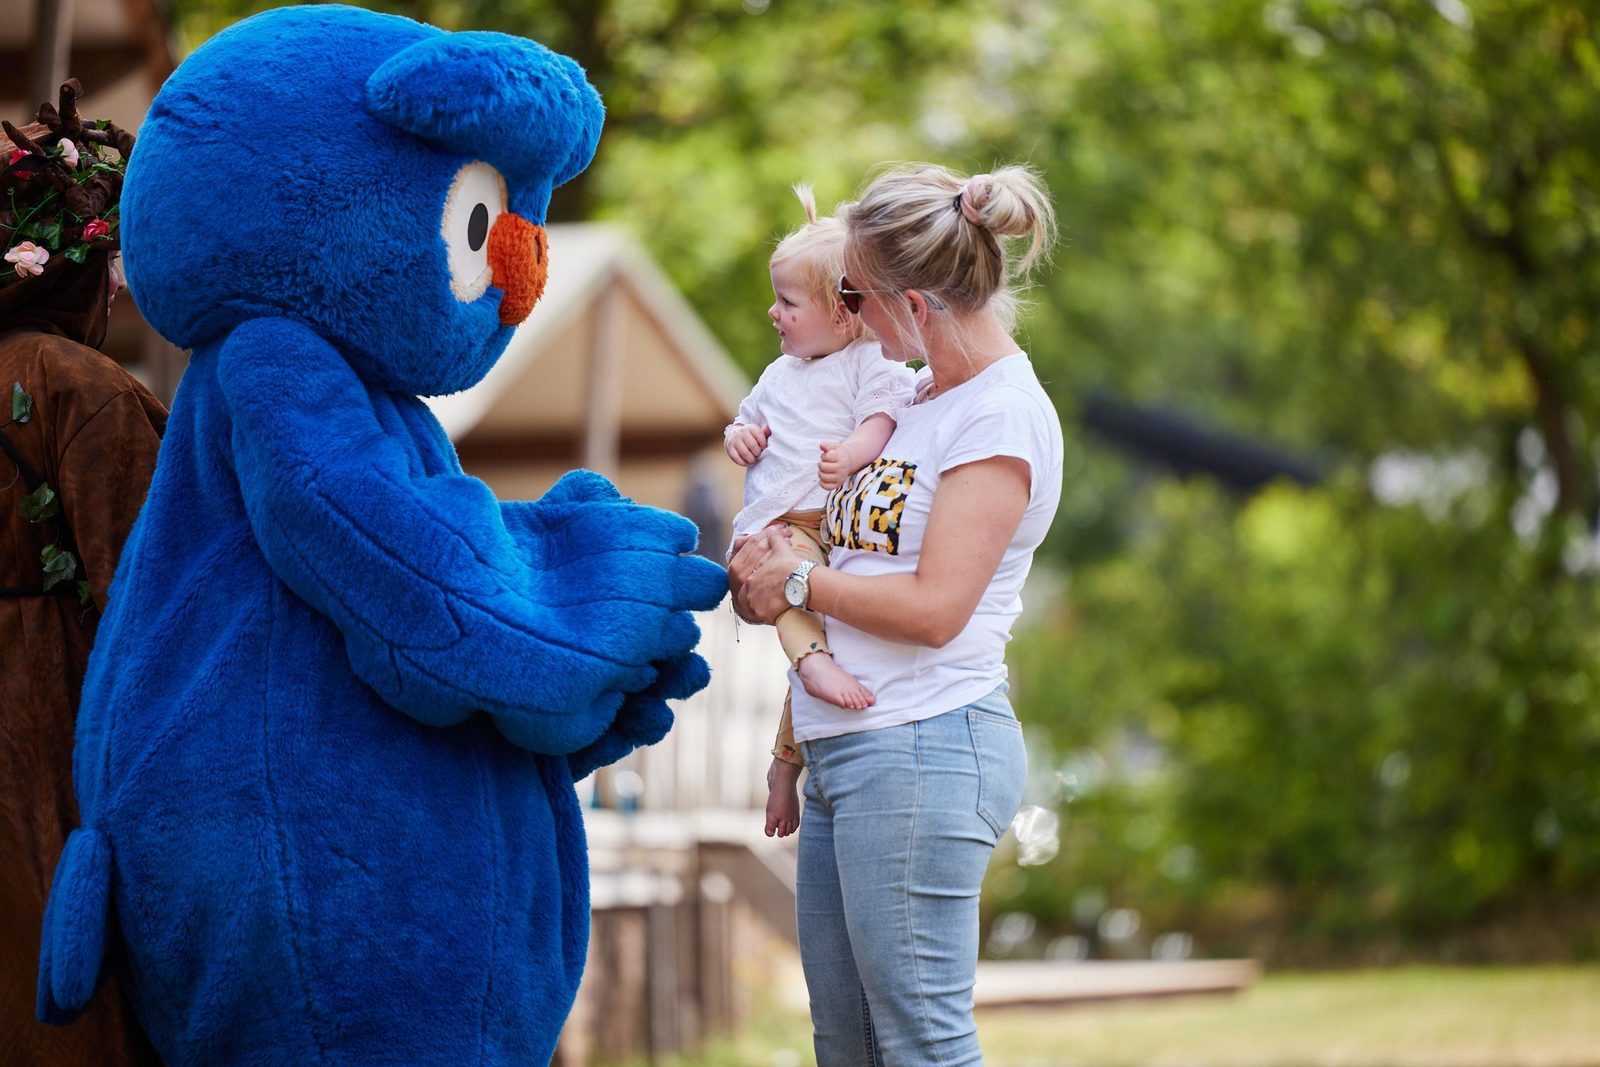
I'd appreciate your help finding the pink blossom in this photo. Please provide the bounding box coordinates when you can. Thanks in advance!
[82,219,111,241]
[58,139,79,168]
[5,241,49,277]
[5,149,26,167]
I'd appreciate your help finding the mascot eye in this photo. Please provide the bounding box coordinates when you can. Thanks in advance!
[468,204,489,252]
[442,161,508,303]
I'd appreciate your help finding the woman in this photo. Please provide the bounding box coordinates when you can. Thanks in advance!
[730,162,1062,1066]
[1,86,165,1065]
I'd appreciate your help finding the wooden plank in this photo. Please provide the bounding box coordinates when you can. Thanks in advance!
[455,426,721,466]
[29,0,75,111]
[974,959,1262,1009]
[697,840,798,947]
[582,285,621,476]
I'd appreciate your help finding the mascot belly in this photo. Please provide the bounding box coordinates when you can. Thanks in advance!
[34,6,727,1064]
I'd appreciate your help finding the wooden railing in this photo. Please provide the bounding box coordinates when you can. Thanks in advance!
[558,608,800,1065]
[580,606,791,815]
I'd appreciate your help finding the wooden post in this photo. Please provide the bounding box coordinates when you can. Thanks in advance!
[676,881,703,1050]
[30,0,75,112]
[582,281,622,476]
[698,872,734,1034]
[647,901,679,1057]
[140,330,187,407]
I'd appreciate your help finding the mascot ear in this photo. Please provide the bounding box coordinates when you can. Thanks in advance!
[365,31,604,195]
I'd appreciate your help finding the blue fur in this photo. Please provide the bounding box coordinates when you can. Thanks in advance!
[37,5,726,1063]
[36,829,112,1024]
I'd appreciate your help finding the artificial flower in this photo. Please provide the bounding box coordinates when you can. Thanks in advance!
[58,139,78,168]
[5,241,49,277]
[5,149,26,167]
[82,219,111,241]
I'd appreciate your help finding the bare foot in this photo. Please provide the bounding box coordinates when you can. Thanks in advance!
[796,652,876,710]
[765,781,801,837]
[766,759,803,838]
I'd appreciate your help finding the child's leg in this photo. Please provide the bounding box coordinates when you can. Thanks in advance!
[774,523,875,710]
[772,524,830,666]
[772,685,805,768]
[767,692,804,837]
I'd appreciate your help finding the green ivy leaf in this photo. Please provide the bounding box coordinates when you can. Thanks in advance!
[64,243,89,264]
[18,482,58,522]
[38,220,63,250]
[40,544,78,591]
[11,382,32,423]
[76,580,92,606]
[92,119,110,130]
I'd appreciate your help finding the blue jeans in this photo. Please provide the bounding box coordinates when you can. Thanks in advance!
[796,685,1027,1066]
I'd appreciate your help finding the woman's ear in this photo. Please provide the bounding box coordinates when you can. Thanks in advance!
[905,290,933,327]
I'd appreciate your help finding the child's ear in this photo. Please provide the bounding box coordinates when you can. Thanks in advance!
[831,299,852,332]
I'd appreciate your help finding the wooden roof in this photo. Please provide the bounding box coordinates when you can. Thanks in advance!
[426,223,749,461]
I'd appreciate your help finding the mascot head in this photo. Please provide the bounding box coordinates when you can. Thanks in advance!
[121,4,603,395]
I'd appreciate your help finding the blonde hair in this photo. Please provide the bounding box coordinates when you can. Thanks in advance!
[770,184,866,342]
[840,163,1055,354]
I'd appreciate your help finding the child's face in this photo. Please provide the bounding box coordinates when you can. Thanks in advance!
[768,260,849,360]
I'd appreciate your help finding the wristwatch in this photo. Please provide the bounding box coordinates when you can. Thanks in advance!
[784,561,818,610]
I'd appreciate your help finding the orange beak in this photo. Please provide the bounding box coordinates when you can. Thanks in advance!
[487,213,548,326]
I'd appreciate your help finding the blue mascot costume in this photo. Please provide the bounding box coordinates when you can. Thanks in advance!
[35,6,727,1063]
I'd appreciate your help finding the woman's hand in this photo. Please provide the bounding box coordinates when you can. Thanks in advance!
[728,525,803,624]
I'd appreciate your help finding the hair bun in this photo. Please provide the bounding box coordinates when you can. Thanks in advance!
[958,174,993,226]
[973,167,1041,240]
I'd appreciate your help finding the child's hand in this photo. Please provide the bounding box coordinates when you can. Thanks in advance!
[818,441,853,490]
[725,424,771,466]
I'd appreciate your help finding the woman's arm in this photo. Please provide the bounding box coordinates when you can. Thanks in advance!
[730,454,1030,647]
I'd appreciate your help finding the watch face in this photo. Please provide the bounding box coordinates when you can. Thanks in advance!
[784,576,804,607]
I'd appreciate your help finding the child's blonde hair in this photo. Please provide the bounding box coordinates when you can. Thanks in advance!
[839,163,1056,359]
[771,184,867,343]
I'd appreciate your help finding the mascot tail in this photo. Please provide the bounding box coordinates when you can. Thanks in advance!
[36,828,115,1025]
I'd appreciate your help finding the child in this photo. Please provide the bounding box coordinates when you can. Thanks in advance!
[725,186,915,837]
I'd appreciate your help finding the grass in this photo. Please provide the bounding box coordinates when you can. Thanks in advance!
[615,965,1600,1067]
[978,965,1600,1067]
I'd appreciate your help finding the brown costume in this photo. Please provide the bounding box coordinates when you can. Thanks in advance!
[0,235,166,1062]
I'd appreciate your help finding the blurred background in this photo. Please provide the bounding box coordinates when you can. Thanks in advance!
[10,0,1599,1063]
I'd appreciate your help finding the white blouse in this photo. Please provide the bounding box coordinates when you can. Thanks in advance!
[727,338,915,545]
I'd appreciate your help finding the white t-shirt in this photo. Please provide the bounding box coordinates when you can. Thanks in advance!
[790,353,1064,742]
[727,338,915,544]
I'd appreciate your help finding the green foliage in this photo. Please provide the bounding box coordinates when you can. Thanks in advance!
[1004,480,1600,955]
[18,482,59,522]
[10,381,31,423]
[39,543,77,592]
[36,219,63,251]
